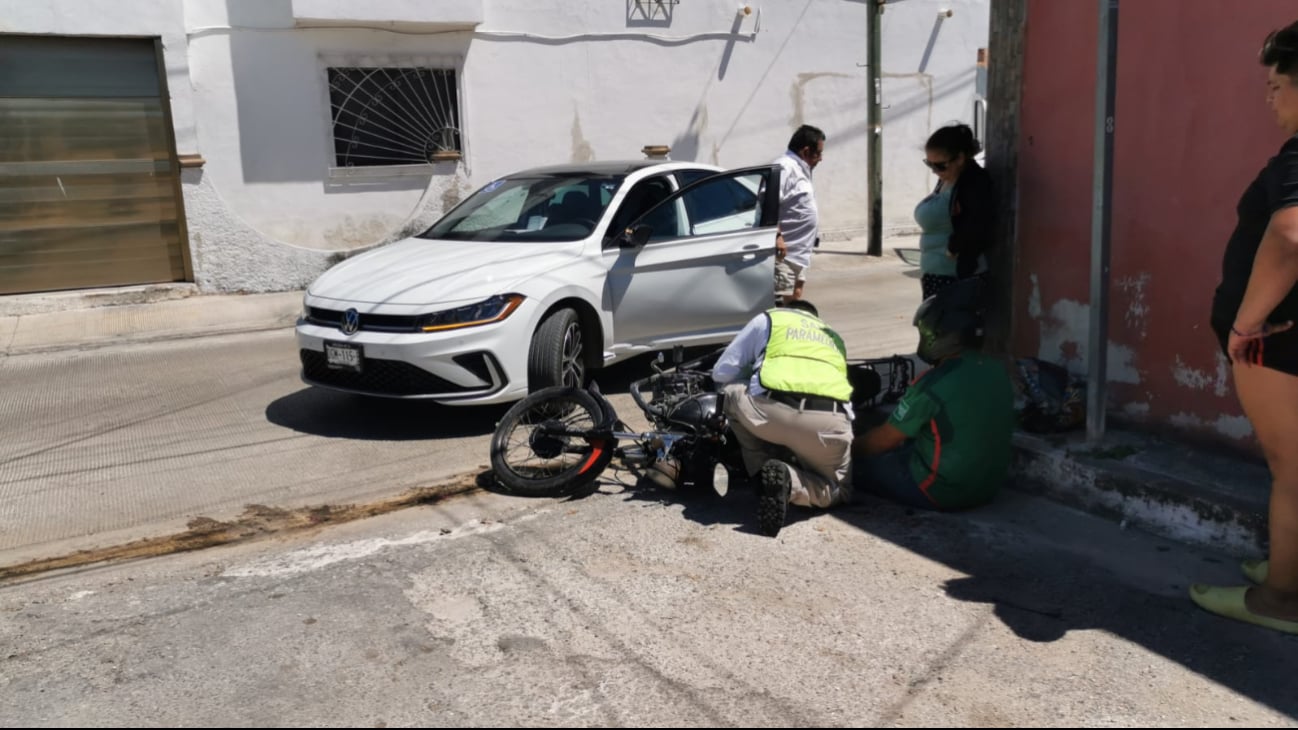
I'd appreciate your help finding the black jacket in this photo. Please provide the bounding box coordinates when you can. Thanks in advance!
[945,160,996,279]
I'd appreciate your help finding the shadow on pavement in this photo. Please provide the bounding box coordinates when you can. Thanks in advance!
[265,388,509,440]
[829,494,1298,718]
[264,352,674,443]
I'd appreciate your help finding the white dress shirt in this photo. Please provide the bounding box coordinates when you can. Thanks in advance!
[773,151,819,269]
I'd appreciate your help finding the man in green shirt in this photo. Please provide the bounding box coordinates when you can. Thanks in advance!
[852,280,1015,510]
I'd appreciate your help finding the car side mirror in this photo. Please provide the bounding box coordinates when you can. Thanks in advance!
[618,224,652,249]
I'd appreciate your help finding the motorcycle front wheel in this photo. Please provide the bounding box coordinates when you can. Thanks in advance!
[490,386,616,497]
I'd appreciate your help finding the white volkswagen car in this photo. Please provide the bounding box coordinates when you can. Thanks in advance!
[295,160,780,404]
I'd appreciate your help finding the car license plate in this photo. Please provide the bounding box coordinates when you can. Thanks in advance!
[324,342,362,372]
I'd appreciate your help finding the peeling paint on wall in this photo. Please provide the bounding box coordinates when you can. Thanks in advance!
[1170,351,1232,400]
[1216,415,1253,440]
[1122,402,1150,417]
[1028,274,1043,319]
[1035,297,1141,384]
[1167,412,1254,440]
[1172,355,1213,391]
[1214,352,1231,397]
[1108,343,1141,384]
[1116,273,1151,339]
[1037,298,1088,368]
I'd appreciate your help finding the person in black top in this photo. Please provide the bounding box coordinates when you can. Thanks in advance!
[1194,20,1298,635]
[916,123,996,300]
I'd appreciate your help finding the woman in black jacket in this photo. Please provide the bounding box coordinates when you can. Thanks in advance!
[916,124,996,299]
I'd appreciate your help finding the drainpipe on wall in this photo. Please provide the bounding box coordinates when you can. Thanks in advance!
[866,0,884,257]
[1087,0,1119,444]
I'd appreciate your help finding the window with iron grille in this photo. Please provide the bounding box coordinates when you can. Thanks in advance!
[327,67,462,167]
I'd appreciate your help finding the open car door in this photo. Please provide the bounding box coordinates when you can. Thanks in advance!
[603,164,780,346]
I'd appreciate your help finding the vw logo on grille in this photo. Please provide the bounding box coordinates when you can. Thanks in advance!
[340,308,360,335]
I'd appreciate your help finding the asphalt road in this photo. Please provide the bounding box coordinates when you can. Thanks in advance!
[3,247,1294,726]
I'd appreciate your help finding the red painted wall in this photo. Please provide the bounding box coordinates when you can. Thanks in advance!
[1012,0,1297,445]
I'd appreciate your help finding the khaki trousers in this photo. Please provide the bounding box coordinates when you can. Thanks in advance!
[722,383,853,508]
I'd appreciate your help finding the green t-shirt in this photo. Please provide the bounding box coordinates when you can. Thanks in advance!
[887,353,1016,509]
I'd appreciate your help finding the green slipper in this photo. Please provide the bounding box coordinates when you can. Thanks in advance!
[1189,584,1298,635]
[1241,559,1269,585]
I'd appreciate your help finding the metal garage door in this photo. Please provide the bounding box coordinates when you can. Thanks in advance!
[0,36,189,295]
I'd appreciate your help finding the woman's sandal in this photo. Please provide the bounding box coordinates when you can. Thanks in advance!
[1241,559,1268,585]
[1189,584,1298,635]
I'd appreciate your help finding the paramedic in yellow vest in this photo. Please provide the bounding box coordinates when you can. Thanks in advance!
[711,300,854,537]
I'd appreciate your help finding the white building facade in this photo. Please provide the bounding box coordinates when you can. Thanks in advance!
[0,0,988,296]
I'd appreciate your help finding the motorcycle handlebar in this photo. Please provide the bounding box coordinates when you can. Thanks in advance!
[630,353,725,420]
[629,373,664,418]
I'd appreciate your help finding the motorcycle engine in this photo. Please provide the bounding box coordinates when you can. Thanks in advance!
[640,366,732,491]
[649,370,721,433]
[664,392,721,432]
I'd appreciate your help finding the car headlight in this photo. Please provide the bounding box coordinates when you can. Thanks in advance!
[417,294,525,332]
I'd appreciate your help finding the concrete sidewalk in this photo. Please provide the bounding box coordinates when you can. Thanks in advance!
[0,285,301,357]
[0,232,1272,561]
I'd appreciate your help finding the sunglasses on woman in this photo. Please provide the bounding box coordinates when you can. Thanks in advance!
[923,158,953,172]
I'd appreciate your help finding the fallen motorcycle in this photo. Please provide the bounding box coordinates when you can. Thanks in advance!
[489,346,911,498]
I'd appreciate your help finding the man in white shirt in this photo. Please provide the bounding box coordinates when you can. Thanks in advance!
[772,125,825,302]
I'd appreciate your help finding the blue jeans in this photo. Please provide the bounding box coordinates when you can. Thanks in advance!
[853,445,939,510]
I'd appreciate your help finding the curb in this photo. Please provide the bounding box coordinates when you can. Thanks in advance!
[1010,431,1269,556]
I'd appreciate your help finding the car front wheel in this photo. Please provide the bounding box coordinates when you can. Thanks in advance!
[528,308,586,391]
